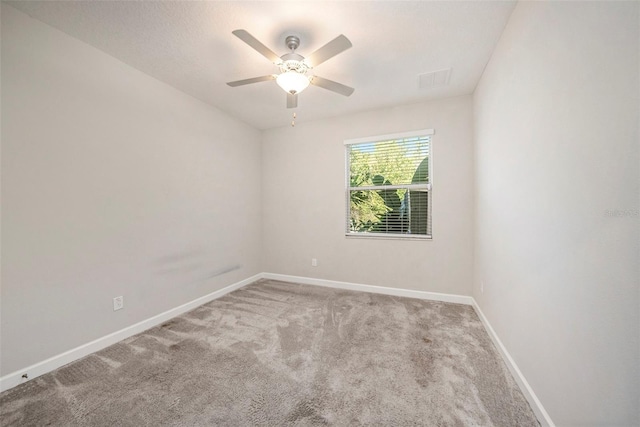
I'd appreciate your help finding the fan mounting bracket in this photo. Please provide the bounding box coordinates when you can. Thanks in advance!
[285,35,300,51]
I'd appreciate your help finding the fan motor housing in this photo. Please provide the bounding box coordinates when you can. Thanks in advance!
[279,53,309,74]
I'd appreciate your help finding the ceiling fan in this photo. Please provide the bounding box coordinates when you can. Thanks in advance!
[226,30,354,108]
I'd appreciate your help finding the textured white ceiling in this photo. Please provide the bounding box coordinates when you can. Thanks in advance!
[6,1,516,130]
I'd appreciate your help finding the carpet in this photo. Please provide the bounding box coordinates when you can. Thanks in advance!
[0,279,539,426]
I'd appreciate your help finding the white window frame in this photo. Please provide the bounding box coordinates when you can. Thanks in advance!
[344,129,434,240]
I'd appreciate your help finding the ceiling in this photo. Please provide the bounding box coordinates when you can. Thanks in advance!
[6,1,516,130]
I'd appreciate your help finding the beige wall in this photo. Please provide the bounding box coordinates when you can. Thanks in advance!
[1,5,262,375]
[3,3,639,425]
[473,2,639,425]
[262,96,474,295]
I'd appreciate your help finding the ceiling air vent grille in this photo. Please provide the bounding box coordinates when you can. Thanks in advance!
[418,68,451,89]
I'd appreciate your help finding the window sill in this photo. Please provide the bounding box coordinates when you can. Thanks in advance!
[345,233,432,241]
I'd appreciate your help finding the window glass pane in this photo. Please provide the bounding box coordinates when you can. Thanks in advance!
[349,189,429,235]
[349,137,430,187]
[347,134,431,237]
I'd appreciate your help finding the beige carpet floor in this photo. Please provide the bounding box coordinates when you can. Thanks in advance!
[0,279,539,426]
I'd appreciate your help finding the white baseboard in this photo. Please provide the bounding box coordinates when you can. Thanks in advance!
[262,273,474,305]
[1,270,553,427]
[471,300,555,427]
[1,272,472,393]
[0,273,262,393]
[265,273,553,426]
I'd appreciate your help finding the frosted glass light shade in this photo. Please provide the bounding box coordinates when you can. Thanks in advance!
[276,71,310,94]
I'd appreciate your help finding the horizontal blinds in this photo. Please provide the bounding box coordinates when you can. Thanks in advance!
[348,136,430,186]
[346,133,432,237]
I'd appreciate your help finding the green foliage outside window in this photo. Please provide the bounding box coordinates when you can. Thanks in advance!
[348,137,430,235]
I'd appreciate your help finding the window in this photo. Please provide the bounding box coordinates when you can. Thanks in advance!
[345,129,433,239]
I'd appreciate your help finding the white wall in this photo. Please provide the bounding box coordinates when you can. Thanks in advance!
[0,2,4,386]
[3,2,638,424]
[262,96,474,296]
[0,5,262,376]
[473,2,639,425]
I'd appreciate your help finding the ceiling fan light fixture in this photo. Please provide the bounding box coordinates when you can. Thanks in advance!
[276,71,310,95]
[227,30,354,109]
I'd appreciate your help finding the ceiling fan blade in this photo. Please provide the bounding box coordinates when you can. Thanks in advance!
[310,76,354,97]
[287,93,298,109]
[304,35,352,67]
[227,75,276,87]
[232,29,282,64]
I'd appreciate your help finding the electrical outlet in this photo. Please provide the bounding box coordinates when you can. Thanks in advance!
[311,258,318,267]
[113,296,124,311]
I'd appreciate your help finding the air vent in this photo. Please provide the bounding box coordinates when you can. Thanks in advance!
[418,68,451,89]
